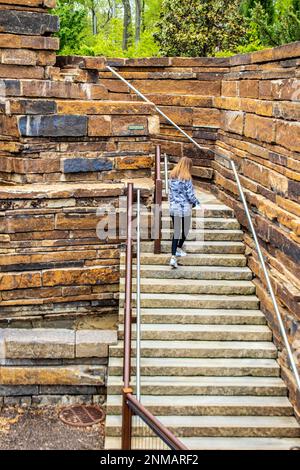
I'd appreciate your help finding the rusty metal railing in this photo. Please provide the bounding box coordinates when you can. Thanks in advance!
[153,145,162,255]
[121,182,187,450]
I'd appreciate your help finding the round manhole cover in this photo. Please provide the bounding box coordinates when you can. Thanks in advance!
[59,404,104,427]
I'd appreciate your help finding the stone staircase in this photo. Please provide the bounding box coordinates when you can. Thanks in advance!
[105,188,300,450]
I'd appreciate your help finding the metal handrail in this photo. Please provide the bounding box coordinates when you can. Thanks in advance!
[215,152,300,391]
[164,153,169,196]
[136,188,141,402]
[126,393,188,450]
[154,145,162,254]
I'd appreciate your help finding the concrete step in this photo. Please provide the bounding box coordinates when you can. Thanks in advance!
[118,308,267,325]
[109,340,277,359]
[107,376,287,396]
[119,293,260,310]
[117,324,272,341]
[106,395,292,416]
[124,265,253,281]
[141,241,245,254]
[162,217,241,230]
[106,414,300,438]
[105,436,300,450]
[108,357,279,377]
[121,253,247,267]
[160,229,244,241]
[120,278,256,295]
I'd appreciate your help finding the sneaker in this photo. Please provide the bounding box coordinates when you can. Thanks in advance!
[169,256,178,269]
[176,248,187,257]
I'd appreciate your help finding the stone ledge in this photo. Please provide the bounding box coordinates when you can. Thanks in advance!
[0,182,125,199]
[0,328,117,359]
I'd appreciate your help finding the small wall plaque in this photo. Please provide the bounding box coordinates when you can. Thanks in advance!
[128,125,145,130]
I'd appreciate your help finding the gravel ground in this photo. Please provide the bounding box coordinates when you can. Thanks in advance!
[0,405,105,450]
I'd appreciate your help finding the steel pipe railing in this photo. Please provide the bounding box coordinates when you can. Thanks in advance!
[126,394,188,451]
[136,188,141,402]
[154,145,162,255]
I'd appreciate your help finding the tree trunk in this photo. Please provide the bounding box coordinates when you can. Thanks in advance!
[122,0,132,50]
[135,0,142,44]
[92,7,97,35]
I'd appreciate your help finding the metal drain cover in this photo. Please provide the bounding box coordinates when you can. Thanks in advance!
[59,404,104,427]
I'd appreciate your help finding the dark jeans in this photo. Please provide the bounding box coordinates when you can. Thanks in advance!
[171,214,191,256]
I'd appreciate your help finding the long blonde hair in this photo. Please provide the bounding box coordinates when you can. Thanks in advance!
[170,157,193,180]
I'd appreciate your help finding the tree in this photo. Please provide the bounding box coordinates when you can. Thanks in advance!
[122,0,132,49]
[54,0,88,53]
[135,0,142,43]
[250,0,300,46]
[155,0,247,57]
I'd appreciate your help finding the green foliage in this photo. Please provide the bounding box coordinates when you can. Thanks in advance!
[154,0,248,57]
[53,0,89,53]
[53,0,300,58]
[248,0,300,47]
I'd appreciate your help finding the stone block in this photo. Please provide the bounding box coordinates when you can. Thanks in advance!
[114,156,153,170]
[0,64,45,80]
[222,81,238,97]
[42,266,119,287]
[0,115,19,136]
[160,106,193,126]
[0,271,41,291]
[148,115,160,135]
[131,79,221,96]
[222,111,244,135]
[239,80,259,98]
[56,100,154,115]
[242,160,269,187]
[75,330,117,358]
[18,115,88,137]
[3,214,55,233]
[0,365,106,386]
[244,114,276,143]
[193,108,221,127]
[276,121,300,152]
[8,99,56,115]
[0,11,59,36]
[3,329,75,359]
[63,158,113,173]
[0,33,59,51]
[88,115,112,136]
[240,98,273,117]
[111,116,148,136]
[274,102,300,121]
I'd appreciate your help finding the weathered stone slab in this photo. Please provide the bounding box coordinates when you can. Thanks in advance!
[63,158,113,173]
[88,115,112,136]
[2,329,75,359]
[112,115,148,136]
[244,114,276,143]
[0,33,59,50]
[76,330,117,358]
[18,115,88,137]
[9,99,56,114]
[0,11,59,36]
[42,266,119,287]
[0,365,106,386]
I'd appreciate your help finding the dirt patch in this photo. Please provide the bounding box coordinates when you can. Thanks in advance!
[0,405,105,450]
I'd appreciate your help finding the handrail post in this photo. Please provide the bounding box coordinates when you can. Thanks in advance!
[164,153,169,196]
[122,182,134,450]
[154,145,162,254]
[136,189,141,402]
